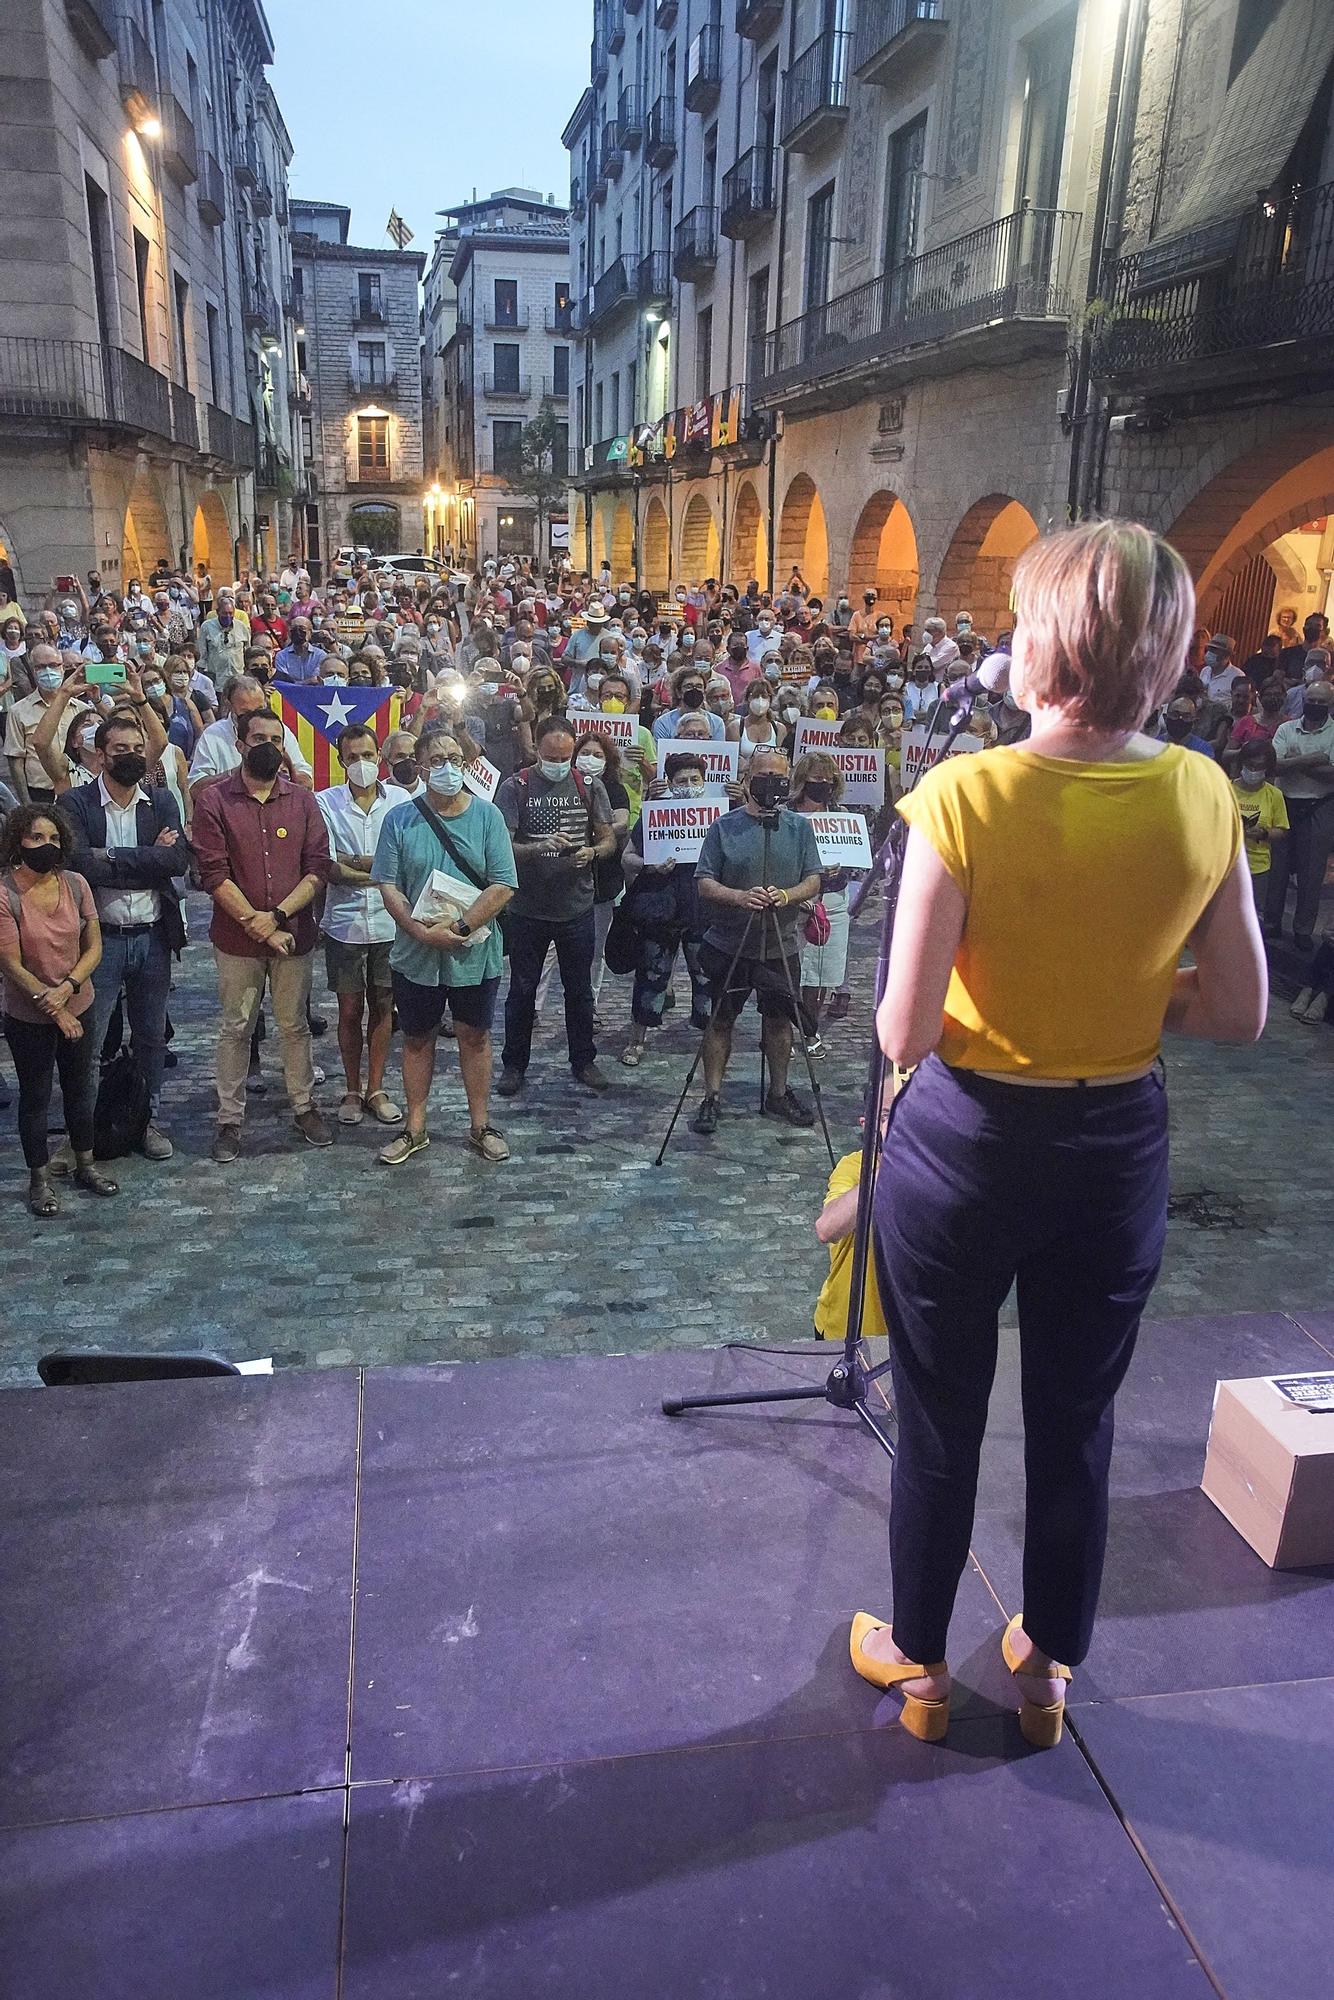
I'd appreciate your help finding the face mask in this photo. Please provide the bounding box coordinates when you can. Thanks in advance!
[142,681,165,702]
[391,757,418,786]
[670,779,705,799]
[576,752,606,777]
[21,842,62,874]
[480,681,499,698]
[1303,703,1331,727]
[346,757,379,790]
[804,779,835,804]
[586,671,603,692]
[862,687,883,706]
[748,697,770,716]
[886,674,905,691]
[243,740,284,780]
[539,756,572,782]
[834,664,851,680]
[426,622,440,636]
[813,705,837,722]
[681,633,695,649]
[1237,768,1266,790]
[427,761,464,797]
[322,673,347,686]
[1163,715,1193,741]
[681,686,705,709]
[107,751,147,787]
[749,771,789,812]
[631,636,646,653]
[80,724,100,751]
[36,668,63,693]
[601,696,626,714]
[779,702,801,723]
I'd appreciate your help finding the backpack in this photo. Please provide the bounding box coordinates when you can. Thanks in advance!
[93,1045,152,1160]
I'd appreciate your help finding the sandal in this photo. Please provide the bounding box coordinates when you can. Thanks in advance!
[1001,1614,1071,1749]
[73,1163,119,1197]
[620,1043,643,1067]
[849,1613,951,1741]
[365,1090,404,1125]
[378,1128,429,1166]
[467,1124,510,1163]
[28,1176,60,1218]
[337,1092,364,1125]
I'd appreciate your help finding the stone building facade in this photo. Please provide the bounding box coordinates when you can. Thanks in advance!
[0,0,302,602]
[290,201,425,574]
[564,0,1334,647]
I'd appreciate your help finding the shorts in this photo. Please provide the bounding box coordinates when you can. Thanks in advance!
[391,969,500,1038]
[698,941,804,1029]
[324,935,393,996]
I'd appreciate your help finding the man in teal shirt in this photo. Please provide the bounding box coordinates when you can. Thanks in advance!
[371,727,517,1165]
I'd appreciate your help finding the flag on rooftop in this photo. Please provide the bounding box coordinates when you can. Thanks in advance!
[387,209,414,249]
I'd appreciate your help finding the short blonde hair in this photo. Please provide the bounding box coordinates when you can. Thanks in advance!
[1012,520,1195,729]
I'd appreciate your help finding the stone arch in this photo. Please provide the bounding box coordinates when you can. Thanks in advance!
[191,489,232,571]
[848,490,920,632]
[776,473,829,597]
[643,495,670,594]
[730,478,767,589]
[935,495,1040,639]
[679,491,719,583]
[1164,441,1334,611]
[610,499,635,583]
[122,468,171,592]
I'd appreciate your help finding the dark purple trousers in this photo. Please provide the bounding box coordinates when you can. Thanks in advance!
[872,1054,1169,1667]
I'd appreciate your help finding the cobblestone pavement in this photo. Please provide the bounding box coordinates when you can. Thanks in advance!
[1,891,1329,1386]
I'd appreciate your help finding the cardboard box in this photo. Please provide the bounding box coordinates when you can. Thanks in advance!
[1201,1376,1334,1568]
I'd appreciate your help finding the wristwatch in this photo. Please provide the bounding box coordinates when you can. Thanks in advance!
[455,919,472,938]
[68,976,82,994]
[272,907,290,925]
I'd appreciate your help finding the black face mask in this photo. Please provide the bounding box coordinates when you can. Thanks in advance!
[1303,703,1331,728]
[107,752,147,787]
[21,842,61,874]
[681,686,705,709]
[834,665,851,680]
[392,757,418,786]
[749,771,790,813]
[804,779,835,805]
[243,741,284,780]
[1163,715,1193,741]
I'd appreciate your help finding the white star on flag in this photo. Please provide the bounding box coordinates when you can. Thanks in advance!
[317,691,355,730]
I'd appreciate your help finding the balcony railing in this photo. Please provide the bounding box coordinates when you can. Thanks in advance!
[854,0,948,85]
[589,143,608,202]
[637,250,671,305]
[65,0,117,61]
[737,0,783,39]
[602,117,623,179]
[646,94,677,166]
[591,256,634,326]
[781,28,851,150]
[684,22,722,113]
[234,134,260,190]
[160,92,197,185]
[244,280,279,336]
[591,32,608,84]
[484,307,530,332]
[608,3,625,52]
[252,175,273,218]
[169,378,198,450]
[625,0,643,13]
[205,402,255,467]
[673,206,719,282]
[348,369,399,398]
[573,433,635,478]
[197,151,226,226]
[721,147,779,239]
[353,294,386,325]
[486,451,526,482]
[655,1,677,24]
[570,172,585,219]
[541,375,571,400]
[1092,178,1334,391]
[289,372,312,409]
[483,372,532,398]
[116,15,156,119]
[764,205,1082,392]
[619,86,644,147]
[0,336,214,454]
[546,302,575,334]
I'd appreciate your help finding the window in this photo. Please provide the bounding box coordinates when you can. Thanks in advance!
[492,341,521,391]
[758,52,779,153]
[357,272,383,319]
[703,128,717,210]
[1016,11,1076,214]
[1229,0,1283,83]
[553,344,570,397]
[555,419,570,470]
[357,340,388,385]
[133,228,152,362]
[173,272,191,388]
[205,302,222,404]
[493,277,518,325]
[300,414,313,459]
[84,175,114,349]
[493,419,523,478]
[627,360,637,430]
[357,415,389,477]
[695,305,712,403]
[576,383,585,448]
[885,113,926,273]
[594,381,604,437]
[610,370,620,434]
[804,183,834,313]
[305,501,320,566]
[747,267,769,385]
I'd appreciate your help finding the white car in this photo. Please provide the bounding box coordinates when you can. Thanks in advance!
[373,553,453,582]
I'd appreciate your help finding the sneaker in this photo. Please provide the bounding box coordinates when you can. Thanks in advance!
[468,1124,511,1163]
[496,1067,524,1099]
[691,1092,721,1136]
[295,1107,334,1148]
[139,1123,174,1161]
[211,1124,241,1164]
[764,1086,815,1129]
[379,1127,430,1166]
[573,1061,611,1092]
[1291,987,1316,1019]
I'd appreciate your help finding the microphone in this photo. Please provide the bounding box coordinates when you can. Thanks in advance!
[944,652,1011,707]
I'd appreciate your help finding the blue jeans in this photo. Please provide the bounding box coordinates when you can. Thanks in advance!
[91,925,172,1109]
[502,909,597,1074]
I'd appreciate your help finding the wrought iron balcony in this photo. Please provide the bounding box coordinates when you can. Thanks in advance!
[589,144,608,203]
[684,23,722,113]
[352,294,387,326]
[624,0,643,13]
[252,176,273,219]
[760,205,1082,405]
[540,374,571,401]
[591,256,635,327]
[205,402,256,467]
[607,2,624,52]
[602,117,623,180]
[289,372,312,409]
[546,302,575,334]
[673,206,719,283]
[0,336,210,453]
[483,372,532,399]
[646,94,676,167]
[591,32,608,85]
[637,251,671,307]
[197,151,227,227]
[737,0,783,39]
[169,379,199,450]
[234,133,261,191]
[349,368,400,399]
[654,0,677,24]
[570,172,585,220]
[160,92,197,185]
[483,307,530,331]
[1093,179,1334,395]
[243,279,280,338]
[721,147,779,240]
[116,15,156,121]
[854,0,948,85]
[781,28,851,152]
[65,0,117,61]
[619,86,644,147]
[572,433,635,480]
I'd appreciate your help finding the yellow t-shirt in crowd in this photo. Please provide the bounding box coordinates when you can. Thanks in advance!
[1231,779,1288,875]
[898,743,1241,1078]
[814,1149,888,1341]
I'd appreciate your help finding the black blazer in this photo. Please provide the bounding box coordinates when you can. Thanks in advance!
[62,781,190,954]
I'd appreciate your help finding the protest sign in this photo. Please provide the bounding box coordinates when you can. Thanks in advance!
[792,717,844,757]
[655,738,739,791]
[900,725,984,789]
[809,812,874,868]
[830,745,885,804]
[462,753,500,803]
[568,709,640,751]
[641,797,725,864]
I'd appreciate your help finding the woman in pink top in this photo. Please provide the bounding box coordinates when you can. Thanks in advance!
[0,805,116,1214]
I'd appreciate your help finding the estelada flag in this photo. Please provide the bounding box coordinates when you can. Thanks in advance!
[276,683,404,790]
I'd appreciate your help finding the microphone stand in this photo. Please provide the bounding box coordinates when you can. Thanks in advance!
[661,692,980,1453]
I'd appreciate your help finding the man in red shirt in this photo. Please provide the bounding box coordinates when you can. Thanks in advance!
[192,706,333,1161]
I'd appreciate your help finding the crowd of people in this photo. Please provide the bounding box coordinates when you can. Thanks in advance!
[0,550,1330,1218]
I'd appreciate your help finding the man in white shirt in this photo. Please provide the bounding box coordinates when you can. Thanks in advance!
[3,646,92,803]
[188,674,312,801]
[1199,633,1244,703]
[921,617,960,677]
[746,610,781,665]
[1268,678,1334,948]
[383,729,424,797]
[317,720,409,1125]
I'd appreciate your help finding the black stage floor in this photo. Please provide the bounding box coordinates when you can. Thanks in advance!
[2,1311,1332,1999]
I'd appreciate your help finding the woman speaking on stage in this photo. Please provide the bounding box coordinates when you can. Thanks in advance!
[849,520,1268,1748]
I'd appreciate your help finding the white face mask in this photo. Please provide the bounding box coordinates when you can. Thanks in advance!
[749,697,771,716]
[426,761,464,797]
[80,724,99,750]
[346,757,379,790]
[575,752,606,777]
[779,702,801,722]
[539,756,572,782]
[670,779,705,799]
[586,671,603,691]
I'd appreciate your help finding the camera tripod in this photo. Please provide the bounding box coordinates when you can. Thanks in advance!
[654,810,836,1171]
[660,694,980,1456]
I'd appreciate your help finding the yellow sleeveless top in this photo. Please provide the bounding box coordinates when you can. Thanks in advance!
[898,744,1241,1078]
